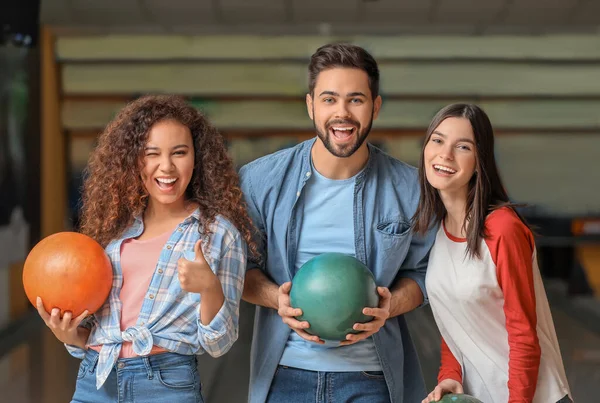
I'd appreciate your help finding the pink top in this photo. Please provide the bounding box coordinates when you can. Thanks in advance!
[90,230,171,358]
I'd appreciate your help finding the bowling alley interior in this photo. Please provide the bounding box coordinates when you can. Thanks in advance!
[2,1,600,402]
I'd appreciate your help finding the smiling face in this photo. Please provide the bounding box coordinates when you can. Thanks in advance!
[306,67,382,158]
[140,119,195,210]
[424,117,477,197]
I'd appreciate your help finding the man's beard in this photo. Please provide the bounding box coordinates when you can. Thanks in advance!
[314,109,374,158]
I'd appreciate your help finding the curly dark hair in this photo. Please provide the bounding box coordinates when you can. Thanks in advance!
[79,94,257,258]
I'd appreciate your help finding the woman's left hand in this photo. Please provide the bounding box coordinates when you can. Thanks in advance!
[422,379,464,402]
[177,240,220,294]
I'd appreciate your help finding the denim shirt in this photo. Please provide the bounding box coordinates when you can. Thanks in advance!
[239,138,436,403]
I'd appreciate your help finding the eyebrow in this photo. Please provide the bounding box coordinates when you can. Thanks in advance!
[318,91,367,98]
[144,144,190,151]
[432,130,475,144]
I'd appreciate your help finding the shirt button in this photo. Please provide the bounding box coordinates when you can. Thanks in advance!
[140,321,145,325]
[296,191,300,197]
[117,362,125,369]
[166,245,172,250]
[149,294,155,300]
[178,228,183,232]
[306,172,311,177]
[158,269,163,274]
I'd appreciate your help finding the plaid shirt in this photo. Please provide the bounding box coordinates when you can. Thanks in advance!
[65,209,246,389]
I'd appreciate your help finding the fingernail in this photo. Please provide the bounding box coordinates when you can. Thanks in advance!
[36,297,41,304]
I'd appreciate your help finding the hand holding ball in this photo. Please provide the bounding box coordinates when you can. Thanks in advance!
[289,253,379,342]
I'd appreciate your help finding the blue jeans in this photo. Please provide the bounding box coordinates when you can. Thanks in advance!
[266,365,390,403]
[71,349,204,403]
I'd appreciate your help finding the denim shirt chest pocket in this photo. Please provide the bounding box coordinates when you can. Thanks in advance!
[374,218,412,266]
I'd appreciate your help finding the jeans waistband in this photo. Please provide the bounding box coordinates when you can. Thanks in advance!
[82,347,196,373]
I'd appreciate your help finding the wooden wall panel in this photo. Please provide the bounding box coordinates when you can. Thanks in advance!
[56,34,600,61]
[61,62,600,97]
[41,26,71,403]
[61,98,600,131]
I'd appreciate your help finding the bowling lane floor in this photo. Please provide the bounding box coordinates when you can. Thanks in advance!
[7,280,599,402]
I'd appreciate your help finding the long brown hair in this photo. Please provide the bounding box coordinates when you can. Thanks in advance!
[79,95,257,258]
[412,103,529,258]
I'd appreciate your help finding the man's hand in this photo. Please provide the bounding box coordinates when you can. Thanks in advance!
[277,282,324,344]
[340,286,391,346]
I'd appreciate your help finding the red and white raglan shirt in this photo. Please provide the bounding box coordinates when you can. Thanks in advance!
[426,207,571,403]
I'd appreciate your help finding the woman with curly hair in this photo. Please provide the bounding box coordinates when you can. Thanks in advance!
[35,95,256,403]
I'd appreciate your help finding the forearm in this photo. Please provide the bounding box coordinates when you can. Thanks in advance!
[389,277,424,318]
[199,277,226,325]
[506,309,541,402]
[70,327,91,350]
[439,337,463,384]
[242,269,279,310]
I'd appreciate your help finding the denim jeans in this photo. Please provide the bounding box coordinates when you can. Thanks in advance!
[71,349,203,403]
[266,365,390,403]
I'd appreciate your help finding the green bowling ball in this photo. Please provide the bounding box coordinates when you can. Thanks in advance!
[436,394,484,403]
[289,253,379,341]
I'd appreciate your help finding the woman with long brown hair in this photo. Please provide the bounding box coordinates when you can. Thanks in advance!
[415,104,571,403]
[35,95,255,402]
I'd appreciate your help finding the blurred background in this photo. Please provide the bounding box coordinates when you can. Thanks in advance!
[1,0,600,402]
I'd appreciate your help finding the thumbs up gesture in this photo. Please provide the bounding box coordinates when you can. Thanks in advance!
[177,240,220,294]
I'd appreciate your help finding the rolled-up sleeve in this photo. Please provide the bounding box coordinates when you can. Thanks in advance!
[197,233,247,357]
[65,343,87,359]
[395,227,437,306]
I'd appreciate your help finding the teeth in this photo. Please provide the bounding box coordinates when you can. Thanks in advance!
[433,165,456,174]
[332,127,353,131]
[156,178,177,184]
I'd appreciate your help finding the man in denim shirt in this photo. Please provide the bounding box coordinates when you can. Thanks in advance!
[240,43,436,403]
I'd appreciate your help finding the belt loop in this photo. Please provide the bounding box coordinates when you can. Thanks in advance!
[88,350,100,374]
[143,356,153,380]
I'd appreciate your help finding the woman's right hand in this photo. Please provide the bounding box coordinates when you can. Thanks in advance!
[422,378,464,402]
[277,282,324,344]
[36,296,90,349]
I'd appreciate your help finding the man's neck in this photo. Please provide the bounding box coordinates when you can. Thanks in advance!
[310,139,369,180]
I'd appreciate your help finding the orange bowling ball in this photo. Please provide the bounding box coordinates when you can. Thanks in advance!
[23,232,112,316]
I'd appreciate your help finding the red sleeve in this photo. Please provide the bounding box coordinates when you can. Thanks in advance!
[485,208,541,403]
[438,336,463,384]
